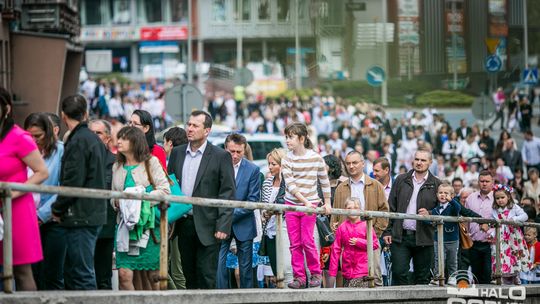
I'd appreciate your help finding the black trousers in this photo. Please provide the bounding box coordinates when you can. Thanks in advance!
[176,216,220,289]
[469,241,492,284]
[265,236,277,276]
[390,233,433,285]
[94,237,114,290]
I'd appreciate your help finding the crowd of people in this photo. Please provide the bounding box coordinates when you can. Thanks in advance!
[2,82,540,293]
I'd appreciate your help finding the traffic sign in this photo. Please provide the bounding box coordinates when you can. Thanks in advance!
[485,55,502,73]
[366,66,386,87]
[471,95,495,121]
[485,38,500,55]
[523,68,538,85]
[165,84,204,123]
[233,68,254,87]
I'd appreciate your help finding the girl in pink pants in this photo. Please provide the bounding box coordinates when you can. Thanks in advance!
[281,123,331,289]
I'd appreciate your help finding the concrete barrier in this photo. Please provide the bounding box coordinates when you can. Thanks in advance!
[1,285,539,304]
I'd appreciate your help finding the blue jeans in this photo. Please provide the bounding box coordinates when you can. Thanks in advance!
[43,225,101,290]
[217,236,253,289]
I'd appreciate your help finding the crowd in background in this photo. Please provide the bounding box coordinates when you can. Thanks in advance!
[1,81,540,293]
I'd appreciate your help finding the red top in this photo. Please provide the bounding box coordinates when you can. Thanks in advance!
[152,144,167,169]
[527,240,540,265]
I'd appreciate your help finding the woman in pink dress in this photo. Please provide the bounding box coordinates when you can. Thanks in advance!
[0,88,48,291]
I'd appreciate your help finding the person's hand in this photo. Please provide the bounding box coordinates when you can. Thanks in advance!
[113,199,119,209]
[215,231,228,240]
[321,253,329,263]
[322,204,332,215]
[480,223,490,232]
[331,222,339,232]
[11,190,22,199]
[349,238,358,246]
[383,235,392,245]
[38,219,43,226]
[418,208,429,216]
[304,201,316,209]
[51,214,61,223]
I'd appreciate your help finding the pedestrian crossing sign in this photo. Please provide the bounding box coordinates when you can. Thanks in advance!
[523,68,538,85]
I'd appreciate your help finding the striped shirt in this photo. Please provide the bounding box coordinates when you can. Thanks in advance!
[281,149,331,205]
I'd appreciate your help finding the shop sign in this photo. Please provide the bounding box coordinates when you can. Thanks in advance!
[140,26,188,41]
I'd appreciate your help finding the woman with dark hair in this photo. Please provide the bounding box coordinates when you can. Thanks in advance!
[24,112,64,289]
[319,154,342,288]
[0,88,49,290]
[128,109,167,168]
[112,126,170,290]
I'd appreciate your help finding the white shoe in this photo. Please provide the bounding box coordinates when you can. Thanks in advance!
[429,279,440,286]
[447,277,457,286]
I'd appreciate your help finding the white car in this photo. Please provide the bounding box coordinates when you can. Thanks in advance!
[209,133,286,175]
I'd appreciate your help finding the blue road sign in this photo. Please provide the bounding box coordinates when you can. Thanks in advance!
[366,66,386,87]
[485,55,502,73]
[523,68,538,85]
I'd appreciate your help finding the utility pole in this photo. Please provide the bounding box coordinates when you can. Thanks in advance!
[187,0,193,84]
[523,0,528,68]
[451,0,458,90]
[381,0,388,106]
[236,0,243,69]
[295,0,302,89]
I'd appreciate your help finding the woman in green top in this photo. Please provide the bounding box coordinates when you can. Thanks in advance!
[112,127,170,290]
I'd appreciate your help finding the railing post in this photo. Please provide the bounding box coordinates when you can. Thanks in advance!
[276,212,284,289]
[494,224,502,285]
[1,189,13,293]
[366,217,375,288]
[437,222,445,287]
[159,202,168,290]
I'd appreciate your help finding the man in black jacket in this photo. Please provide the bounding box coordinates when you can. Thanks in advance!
[89,119,116,290]
[49,95,107,290]
[383,148,440,285]
[168,110,235,289]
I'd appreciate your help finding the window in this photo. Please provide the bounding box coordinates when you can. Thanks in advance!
[234,0,250,21]
[170,0,188,22]
[143,0,163,23]
[212,0,227,22]
[258,0,270,21]
[112,0,130,25]
[298,0,307,19]
[84,0,103,25]
[277,0,289,21]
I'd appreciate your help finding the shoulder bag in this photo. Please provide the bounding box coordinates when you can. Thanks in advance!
[459,222,473,250]
[144,159,192,223]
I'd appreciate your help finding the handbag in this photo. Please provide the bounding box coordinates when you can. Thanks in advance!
[258,220,269,256]
[144,159,192,223]
[275,174,286,204]
[316,214,335,247]
[459,222,473,250]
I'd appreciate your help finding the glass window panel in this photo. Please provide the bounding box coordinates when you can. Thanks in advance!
[112,0,131,25]
[144,0,163,23]
[212,0,227,22]
[234,0,250,21]
[84,0,102,25]
[170,0,188,22]
[258,0,270,21]
[277,0,289,21]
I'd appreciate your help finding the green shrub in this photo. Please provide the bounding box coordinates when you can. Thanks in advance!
[416,90,475,107]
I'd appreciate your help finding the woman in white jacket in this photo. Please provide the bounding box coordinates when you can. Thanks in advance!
[112,126,170,290]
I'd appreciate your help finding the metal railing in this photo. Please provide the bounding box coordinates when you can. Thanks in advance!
[1,181,540,293]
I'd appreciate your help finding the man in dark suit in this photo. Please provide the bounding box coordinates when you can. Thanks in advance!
[217,134,261,288]
[502,138,523,172]
[457,119,472,140]
[168,110,235,289]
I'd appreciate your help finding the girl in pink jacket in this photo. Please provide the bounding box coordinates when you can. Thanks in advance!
[329,198,380,287]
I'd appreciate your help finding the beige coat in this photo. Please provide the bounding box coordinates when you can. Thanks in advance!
[111,156,170,208]
[331,176,389,237]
